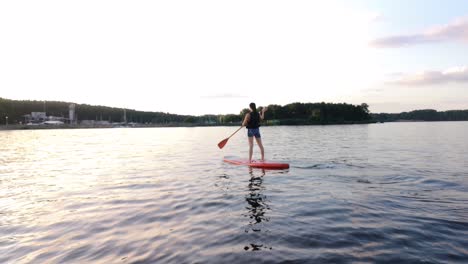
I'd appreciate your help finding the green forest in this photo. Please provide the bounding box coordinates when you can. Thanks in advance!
[2,97,467,126]
[0,98,371,125]
[0,98,191,124]
[371,109,468,122]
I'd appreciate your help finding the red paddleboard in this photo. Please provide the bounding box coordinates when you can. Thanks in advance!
[223,157,289,170]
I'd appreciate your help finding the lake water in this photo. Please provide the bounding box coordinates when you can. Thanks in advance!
[1,122,467,263]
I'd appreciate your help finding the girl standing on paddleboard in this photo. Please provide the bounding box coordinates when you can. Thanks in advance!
[242,102,267,162]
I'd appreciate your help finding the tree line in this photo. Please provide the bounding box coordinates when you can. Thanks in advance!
[3,97,465,126]
[372,109,468,122]
[0,98,191,124]
[0,97,377,126]
[0,98,370,125]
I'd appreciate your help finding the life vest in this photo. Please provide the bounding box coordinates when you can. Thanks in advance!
[246,111,260,129]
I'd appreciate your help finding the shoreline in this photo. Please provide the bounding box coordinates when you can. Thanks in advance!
[4,120,468,131]
[0,121,378,131]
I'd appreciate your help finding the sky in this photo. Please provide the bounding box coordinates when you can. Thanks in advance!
[1,0,467,115]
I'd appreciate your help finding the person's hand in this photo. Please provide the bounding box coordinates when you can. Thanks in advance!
[262,107,268,113]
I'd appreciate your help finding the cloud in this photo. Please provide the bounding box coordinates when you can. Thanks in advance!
[201,93,247,99]
[369,12,384,22]
[388,66,468,86]
[371,17,468,47]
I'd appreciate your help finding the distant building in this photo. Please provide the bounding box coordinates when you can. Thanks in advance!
[23,114,31,123]
[23,112,67,124]
[48,116,67,122]
[96,120,111,125]
[31,112,47,121]
[80,120,111,126]
[69,104,76,124]
[43,121,64,125]
[23,112,47,123]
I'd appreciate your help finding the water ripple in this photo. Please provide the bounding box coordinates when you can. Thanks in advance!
[1,124,467,263]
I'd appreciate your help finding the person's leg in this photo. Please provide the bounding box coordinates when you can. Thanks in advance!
[255,137,265,161]
[248,136,254,162]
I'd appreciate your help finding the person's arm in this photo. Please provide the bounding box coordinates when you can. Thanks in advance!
[260,107,267,120]
[242,113,250,127]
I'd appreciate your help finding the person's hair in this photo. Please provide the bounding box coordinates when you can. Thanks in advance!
[249,102,257,112]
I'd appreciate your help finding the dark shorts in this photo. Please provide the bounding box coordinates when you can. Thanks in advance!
[247,128,261,138]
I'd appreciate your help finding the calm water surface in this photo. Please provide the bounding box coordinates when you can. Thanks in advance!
[1,122,467,263]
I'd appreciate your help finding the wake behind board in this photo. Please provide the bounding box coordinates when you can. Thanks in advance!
[224,157,289,170]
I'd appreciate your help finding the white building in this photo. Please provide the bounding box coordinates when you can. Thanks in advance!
[31,112,47,121]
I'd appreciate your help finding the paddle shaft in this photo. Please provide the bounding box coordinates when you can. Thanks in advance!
[227,126,243,139]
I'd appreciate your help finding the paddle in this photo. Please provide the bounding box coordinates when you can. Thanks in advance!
[217,126,243,149]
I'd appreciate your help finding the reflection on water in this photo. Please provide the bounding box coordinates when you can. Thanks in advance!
[1,123,468,263]
[243,168,272,251]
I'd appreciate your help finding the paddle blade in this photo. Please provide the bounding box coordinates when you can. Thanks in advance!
[217,138,229,149]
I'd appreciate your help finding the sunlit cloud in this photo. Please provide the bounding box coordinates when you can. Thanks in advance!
[387,66,468,86]
[371,16,468,47]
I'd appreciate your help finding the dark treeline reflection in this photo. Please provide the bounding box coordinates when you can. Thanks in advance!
[243,168,272,251]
